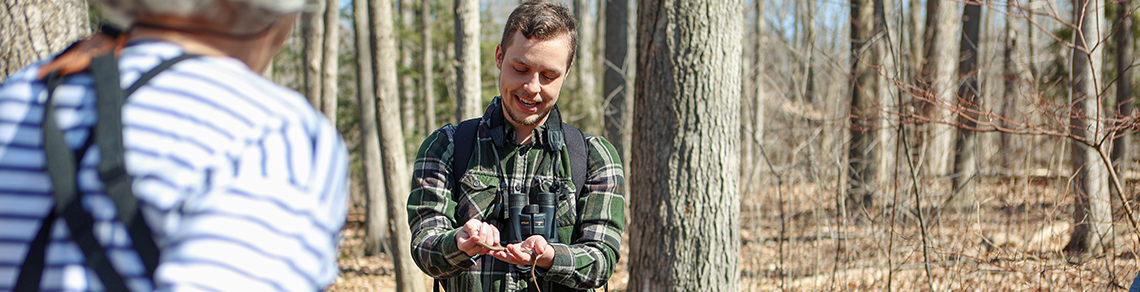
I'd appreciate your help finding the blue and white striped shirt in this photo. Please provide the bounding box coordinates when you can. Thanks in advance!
[0,41,349,291]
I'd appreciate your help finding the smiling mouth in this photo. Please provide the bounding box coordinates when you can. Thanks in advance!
[515,94,540,110]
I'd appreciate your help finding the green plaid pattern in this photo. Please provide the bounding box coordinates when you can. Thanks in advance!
[408,98,625,292]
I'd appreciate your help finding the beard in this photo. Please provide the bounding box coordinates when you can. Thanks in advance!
[504,94,552,126]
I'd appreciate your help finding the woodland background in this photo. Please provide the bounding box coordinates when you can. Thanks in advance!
[3,0,1140,291]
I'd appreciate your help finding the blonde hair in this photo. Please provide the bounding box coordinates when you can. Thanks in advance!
[93,0,306,32]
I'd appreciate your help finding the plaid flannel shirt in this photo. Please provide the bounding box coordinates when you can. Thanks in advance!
[408,98,625,292]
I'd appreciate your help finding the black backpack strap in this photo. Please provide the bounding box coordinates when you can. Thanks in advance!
[561,123,588,199]
[15,52,194,291]
[451,118,481,192]
[22,56,133,291]
[92,52,181,282]
[15,73,68,292]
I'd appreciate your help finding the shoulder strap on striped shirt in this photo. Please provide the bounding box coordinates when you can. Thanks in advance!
[15,51,195,292]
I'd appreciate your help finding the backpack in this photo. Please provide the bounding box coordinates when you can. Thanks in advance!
[450,110,589,205]
[15,27,195,292]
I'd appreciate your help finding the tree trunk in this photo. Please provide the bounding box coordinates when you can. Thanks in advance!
[0,0,89,81]
[747,0,767,198]
[321,0,340,125]
[999,1,1019,170]
[371,0,427,290]
[795,0,816,104]
[629,0,741,291]
[454,0,481,122]
[574,0,600,134]
[1064,0,1111,256]
[909,0,924,81]
[921,0,960,180]
[302,0,327,109]
[1111,0,1133,200]
[873,0,896,194]
[739,0,756,198]
[400,0,418,139]
[422,0,438,134]
[603,0,632,189]
[949,2,981,211]
[355,0,390,257]
[848,0,878,208]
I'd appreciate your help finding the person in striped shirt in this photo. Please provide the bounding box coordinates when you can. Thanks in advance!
[408,1,626,291]
[0,0,348,291]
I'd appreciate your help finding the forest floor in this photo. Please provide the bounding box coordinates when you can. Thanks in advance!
[328,178,1140,291]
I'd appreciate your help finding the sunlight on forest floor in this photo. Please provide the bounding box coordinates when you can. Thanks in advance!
[328,178,1140,291]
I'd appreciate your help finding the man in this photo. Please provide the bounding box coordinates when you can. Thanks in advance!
[408,1,625,291]
[0,0,347,291]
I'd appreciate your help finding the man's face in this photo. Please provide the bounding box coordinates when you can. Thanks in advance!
[495,31,572,127]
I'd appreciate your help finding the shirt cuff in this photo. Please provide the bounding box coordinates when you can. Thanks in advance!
[541,243,577,283]
[438,228,476,268]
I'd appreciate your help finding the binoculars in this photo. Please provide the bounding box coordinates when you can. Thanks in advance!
[505,189,559,244]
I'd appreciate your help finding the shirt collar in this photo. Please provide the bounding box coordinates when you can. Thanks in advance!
[485,96,547,148]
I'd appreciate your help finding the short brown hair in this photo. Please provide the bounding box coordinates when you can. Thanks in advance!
[500,0,578,67]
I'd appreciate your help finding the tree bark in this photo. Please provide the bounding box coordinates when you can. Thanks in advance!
[0,0,89,81]
[422,0,438,134]
[795,0,816,104]
[371,0,427,290]
[848,0,878,208]
[302,0,326,110]
[909,0,924,81]
[603,0,632,184]
[999,1,1019,170]
[873,0,896,194]
[1110,0,1133,200]
[746,0,767,199]
[354,0,390,257]
[574,0,600,134]
[950,2,981,211]
[629,0,741,291]
[400,0,418,139]
[1064,0,1112,256]
[454,0,481,122]
[921,0,960,180]
[321,0,340,125]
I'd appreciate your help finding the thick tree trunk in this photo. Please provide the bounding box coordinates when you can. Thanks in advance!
[921,0,960,180]
[573,0,600,134]
[400,0,418,139]
[371,0,427,290]
[354,0,390,257]
[422,0,438,133]
[603,0,631,181]
[302,0,326,109]
[950,2,981,211]
[454,0,481,122]
[321,0,340,125]
[0,0,89,81]
[629,0,741,291]
[848,0,878,208]
[1065,0,1112,256]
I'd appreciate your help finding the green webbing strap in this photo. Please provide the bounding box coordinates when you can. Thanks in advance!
[14,52,195,291]
[28,62,133,291]
[93,53,198,281]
